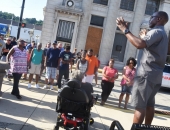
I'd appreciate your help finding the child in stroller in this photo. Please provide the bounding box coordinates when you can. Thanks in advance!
[54,70,98,130]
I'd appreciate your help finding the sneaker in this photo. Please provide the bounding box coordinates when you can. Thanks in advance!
[43,85,47,89]
[28,83,31,89]
[50,85,53,90]
[35,84,40,89]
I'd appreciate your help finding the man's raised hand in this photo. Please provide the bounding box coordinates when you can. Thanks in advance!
[116,17,128,32]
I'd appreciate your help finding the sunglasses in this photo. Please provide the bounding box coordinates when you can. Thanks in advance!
[7,40,11,41]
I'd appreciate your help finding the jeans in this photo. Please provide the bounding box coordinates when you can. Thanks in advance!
[57,69,69,88]
[11,73,22,96]
[101,80,114,102]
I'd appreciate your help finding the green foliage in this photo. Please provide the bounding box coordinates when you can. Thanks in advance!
[0,11,43,26]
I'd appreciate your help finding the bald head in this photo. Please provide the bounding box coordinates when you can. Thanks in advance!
[157,11,169,24]
[37,43,42,50]
[149,11,169,28]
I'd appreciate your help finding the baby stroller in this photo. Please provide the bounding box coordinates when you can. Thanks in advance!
[54,79,98,130]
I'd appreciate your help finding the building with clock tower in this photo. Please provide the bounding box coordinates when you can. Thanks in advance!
[41,0,170,68]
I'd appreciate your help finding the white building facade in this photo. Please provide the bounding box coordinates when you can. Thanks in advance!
[41,0,170,68]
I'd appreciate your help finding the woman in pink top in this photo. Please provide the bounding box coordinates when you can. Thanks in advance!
[7,39,27,99]
[118,57,136,109]
[101,59,119,106]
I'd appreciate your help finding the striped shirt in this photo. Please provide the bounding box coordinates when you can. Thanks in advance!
[78,59,88,73]
[10,46,27,73]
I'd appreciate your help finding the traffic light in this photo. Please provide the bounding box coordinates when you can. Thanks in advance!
[21,23,26,28]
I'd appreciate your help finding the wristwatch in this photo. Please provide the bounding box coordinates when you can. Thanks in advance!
[124,29,130,35]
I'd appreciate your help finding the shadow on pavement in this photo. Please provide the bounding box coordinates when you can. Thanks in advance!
[0,117,37,130]
[2,80,58,96]
[0,94,57,123]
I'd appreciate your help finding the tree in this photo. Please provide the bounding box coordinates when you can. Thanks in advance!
[0,11,43,26]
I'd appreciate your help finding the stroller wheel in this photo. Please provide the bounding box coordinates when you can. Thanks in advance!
[90,118,94,125]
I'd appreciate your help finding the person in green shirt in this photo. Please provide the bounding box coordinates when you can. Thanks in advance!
[28,43,44,89]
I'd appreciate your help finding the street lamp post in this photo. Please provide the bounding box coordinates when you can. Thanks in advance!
[28,29,34,43]
[36,35,39,44]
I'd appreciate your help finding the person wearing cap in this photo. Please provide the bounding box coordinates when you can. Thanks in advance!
[28,43,43,89]
[57,45,73,89]
[26,41,36,50]
[43,42,60,90]
[6,39,27,99]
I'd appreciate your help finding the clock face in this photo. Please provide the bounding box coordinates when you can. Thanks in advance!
[67,1,74,7]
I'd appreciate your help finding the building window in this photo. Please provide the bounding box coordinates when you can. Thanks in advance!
[90,15,104,27]
[120,0,135,11]
[145,0,160,15]
[56,20,75,43]
[93,0,108,5]
[111,33,127,62]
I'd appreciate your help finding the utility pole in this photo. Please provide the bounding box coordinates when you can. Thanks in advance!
[17,0,25,39]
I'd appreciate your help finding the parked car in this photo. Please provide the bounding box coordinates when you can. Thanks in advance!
[161,64,170,88]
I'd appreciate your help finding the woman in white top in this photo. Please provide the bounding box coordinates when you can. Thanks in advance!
[76,50,89,82]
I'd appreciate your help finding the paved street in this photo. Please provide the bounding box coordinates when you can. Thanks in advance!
[0,72,170,130]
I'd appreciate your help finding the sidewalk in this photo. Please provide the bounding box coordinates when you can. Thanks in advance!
[0,73,170,130]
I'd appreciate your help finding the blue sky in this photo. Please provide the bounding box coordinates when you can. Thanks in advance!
[0,0,47,20]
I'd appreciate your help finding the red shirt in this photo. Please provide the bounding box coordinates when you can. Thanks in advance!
[102,66,118,83]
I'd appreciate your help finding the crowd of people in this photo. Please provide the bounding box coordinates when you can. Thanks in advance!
[0,11,169,126]
[0,37,101,98]
[0,35,138,109]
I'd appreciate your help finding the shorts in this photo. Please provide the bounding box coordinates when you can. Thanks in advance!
[131,76,161,109]
[121,85,132,94]
[29,62,41,75]
[84,75,94,84]
[46,67,57,79]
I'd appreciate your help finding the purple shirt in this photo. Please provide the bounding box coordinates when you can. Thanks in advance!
[10,46,27,73]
